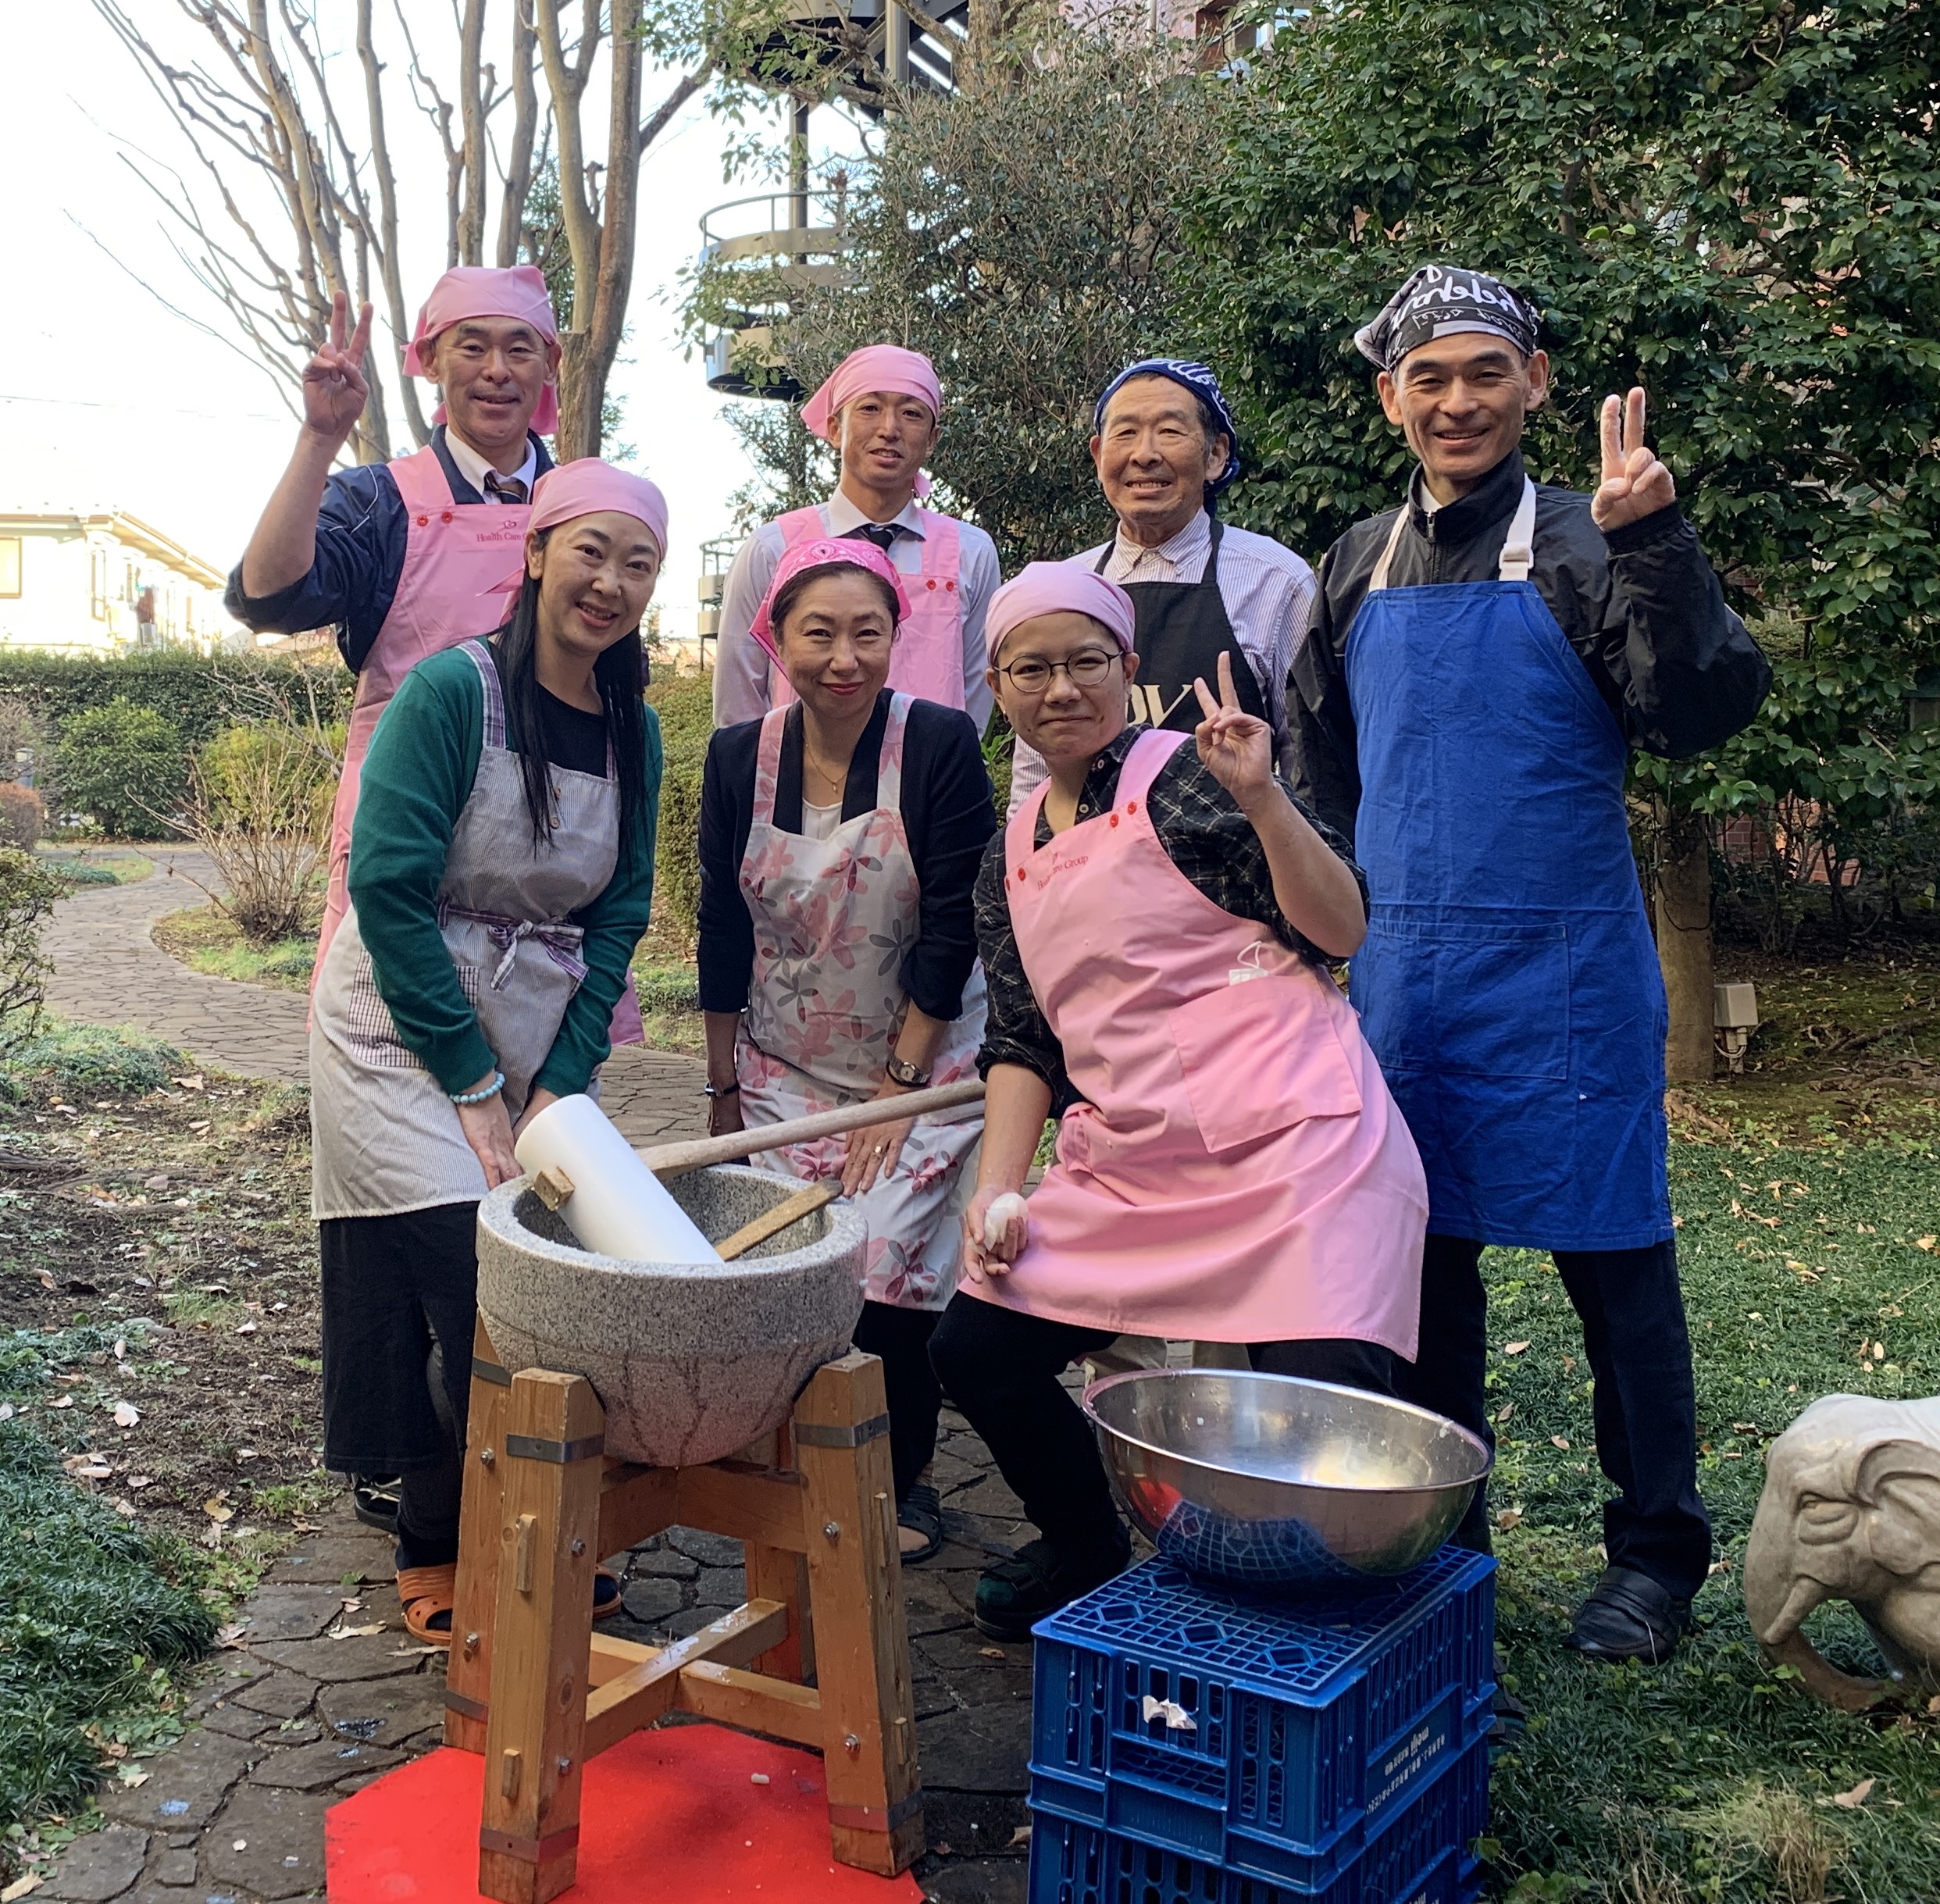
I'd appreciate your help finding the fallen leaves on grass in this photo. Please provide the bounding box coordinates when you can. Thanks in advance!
[1503,1340,1531,1356]
[112,1400,140,1428]
[1828,1777,1874,1809]
[1551,1435,1571,1450]
[1496,1509,1524,1531]
[329,1623,385,1640]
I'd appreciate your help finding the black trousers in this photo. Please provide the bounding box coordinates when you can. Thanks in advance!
[929,1294,1398,1566]
[851,1300,943,1503]
[319,1203,479,1571]
[1399,1233,1712,1601]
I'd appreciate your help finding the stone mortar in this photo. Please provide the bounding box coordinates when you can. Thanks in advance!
[476,1164,865,1467]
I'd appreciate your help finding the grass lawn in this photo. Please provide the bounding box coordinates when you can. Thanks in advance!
[36,848,155,890]
[149,905,314,992]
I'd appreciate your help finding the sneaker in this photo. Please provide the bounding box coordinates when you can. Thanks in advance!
[351,1474,401,1535]
[973,1534,1129,1642]
[1563,1565,1691,1663]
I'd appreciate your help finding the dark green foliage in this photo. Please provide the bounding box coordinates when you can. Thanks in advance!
[0,1417,216,1833]
[1190,0,1940,843]
[646,673,715,946]
[0,651,351,755]
[1484,1136,1940,1898]
[7,1022,188,1098]
[49,703,187,840]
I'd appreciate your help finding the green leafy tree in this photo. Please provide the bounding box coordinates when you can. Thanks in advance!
[52,701,188,841]
[1191,0,1940,1068]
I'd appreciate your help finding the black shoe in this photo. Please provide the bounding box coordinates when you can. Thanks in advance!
[1563,1566,1691,1663]
[897,1482,945,1567]
[973,1535,1129,1642]
[351,1474,401,1535]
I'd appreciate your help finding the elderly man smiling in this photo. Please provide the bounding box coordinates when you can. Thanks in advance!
[226,266,565,973]
[1009,358,1317,809]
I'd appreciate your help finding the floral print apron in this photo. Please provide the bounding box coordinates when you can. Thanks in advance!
[735,693,984,1310]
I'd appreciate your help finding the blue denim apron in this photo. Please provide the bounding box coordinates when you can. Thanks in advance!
[1343,480,1671,1250]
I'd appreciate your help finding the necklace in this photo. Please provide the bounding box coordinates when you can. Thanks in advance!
[802,746,848,798]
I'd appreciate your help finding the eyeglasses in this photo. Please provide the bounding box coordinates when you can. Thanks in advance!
[994,647,1123,693]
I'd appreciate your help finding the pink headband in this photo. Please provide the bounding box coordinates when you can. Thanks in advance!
[801,346,942,501]
[403,266,561,437]
[986,562,1137,656]
[490,458,669,593]
[748,537,911,658]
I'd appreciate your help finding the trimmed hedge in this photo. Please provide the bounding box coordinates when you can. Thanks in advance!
[0,651,351,754]
[645,672,714,949]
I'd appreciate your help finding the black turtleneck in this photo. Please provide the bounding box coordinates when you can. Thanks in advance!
[1289,447,1771,847]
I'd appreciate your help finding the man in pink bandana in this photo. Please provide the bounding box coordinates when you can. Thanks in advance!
[226,269,565,975]
[712,344,1002,730]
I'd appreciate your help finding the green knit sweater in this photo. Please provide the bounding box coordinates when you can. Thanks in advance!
[347,642,663,1098]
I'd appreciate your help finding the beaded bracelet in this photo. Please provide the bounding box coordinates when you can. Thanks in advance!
[451,1071,506,1106]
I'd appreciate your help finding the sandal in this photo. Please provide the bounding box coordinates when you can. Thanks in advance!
[351,1474,401,1535]
[399,1563,625,1647]
[897,1483,944,1566]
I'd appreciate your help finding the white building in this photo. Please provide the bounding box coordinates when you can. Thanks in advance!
[0,508,242,656]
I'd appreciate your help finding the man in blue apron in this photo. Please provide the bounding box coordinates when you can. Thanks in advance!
[1291,266,1771,1663]
[1008,359,1317,815]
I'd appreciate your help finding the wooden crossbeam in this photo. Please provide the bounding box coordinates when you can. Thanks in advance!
[583,1599,789,1759]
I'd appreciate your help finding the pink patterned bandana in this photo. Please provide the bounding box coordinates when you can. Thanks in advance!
[748,536,911,658]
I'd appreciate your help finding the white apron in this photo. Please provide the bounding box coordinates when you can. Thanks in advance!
[310,640,620,1219]
[735,694,984,1310]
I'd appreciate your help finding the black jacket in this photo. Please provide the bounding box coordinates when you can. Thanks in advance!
[698,692,996,1022]
[1289,448,1771,845]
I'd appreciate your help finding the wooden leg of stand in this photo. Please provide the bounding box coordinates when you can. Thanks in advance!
[744,1542,814,1682]
[445,1316,508,1752]
[795,1353,922,1876]
[476,1371,605,1904]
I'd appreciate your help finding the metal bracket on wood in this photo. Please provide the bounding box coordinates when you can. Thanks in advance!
[477,1824,581,1863]
[504,1431,605,1464]
[792,1414,889,1450]
[828,1789,925,1833]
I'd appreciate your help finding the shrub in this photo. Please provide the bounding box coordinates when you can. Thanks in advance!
[183,716,339,944]
[7,1022,188,1096]
[51,701,187,840]
[0,783,43,850]
[0,693,44,783]
[0,848,61,1056]
[646,673,715,950]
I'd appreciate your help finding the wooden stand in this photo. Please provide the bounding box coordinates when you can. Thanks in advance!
[442,1319,922,1903]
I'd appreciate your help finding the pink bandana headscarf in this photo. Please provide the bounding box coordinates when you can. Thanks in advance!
[402,266,561,437]
[748,536,911,659]
[800,345,943,500]
[986,562,1137,657]
[490,459,669,593]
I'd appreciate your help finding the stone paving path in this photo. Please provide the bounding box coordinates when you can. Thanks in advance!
[32,864,1037,1902]
[41,855,711,1146]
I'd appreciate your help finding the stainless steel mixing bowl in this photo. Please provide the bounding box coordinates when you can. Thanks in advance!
[1082,1369,1492,1591]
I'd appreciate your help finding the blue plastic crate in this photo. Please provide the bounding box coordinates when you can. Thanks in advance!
[1029,1730,1490,1903]
[1030,1551,1493,1873]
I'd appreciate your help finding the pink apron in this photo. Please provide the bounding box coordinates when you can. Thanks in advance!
[312,446,642,1044]
[969,728,1426,1353]
[766,505,969,712]
[735,693,984,1310]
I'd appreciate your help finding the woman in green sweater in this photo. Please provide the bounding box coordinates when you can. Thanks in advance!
[308,458,667,1643]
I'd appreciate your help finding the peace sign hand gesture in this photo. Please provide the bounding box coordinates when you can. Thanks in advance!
[301,289,373,450]
[1591,386,1677,532]
[1193,652,1275,810]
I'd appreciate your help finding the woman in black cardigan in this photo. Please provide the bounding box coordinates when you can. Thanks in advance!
[698,537,995,1561]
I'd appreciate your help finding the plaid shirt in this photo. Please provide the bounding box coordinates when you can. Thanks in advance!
[974,726,1368,1111]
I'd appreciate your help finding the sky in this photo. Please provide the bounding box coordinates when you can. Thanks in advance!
[0,5,857,641]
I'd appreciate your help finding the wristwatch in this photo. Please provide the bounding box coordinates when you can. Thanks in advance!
[884,1053,932,1089]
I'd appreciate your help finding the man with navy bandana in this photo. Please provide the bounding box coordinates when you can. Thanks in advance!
[1009,358,1315,811]
[1292,265,1771,1663]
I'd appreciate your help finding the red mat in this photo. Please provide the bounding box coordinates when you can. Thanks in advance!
[326,1724,925,1902]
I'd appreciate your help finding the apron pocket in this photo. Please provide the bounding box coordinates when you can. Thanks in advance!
[1169,974,1362,1154]
[1363,916,1572,1082]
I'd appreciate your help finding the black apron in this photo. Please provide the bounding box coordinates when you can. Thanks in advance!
[1093,519,1268,732]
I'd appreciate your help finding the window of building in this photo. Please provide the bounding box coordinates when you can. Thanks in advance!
[0,537,20,597]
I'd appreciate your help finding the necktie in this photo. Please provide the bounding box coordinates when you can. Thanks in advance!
[483,472,529,505]
[845,522,899,551]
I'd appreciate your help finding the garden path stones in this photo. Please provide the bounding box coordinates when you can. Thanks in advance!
[249,1629,427,1683]
[38,1825,148,1901]
[198,1785,333,1899]
[620,1575,684,1624]
[198,1706,278,1742]
[226,1674,318,1721]
[694,1564,747,1606]
[248,1736,401,1792]
[100,1728,263,1833]
[264,1537,394,1587]
[149,1846,196,1886]
[234,1585,345,1643]
[665,1525,743,1567]
[316,1675,446,1750]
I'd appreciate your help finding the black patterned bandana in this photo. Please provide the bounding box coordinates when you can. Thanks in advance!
[1354,266,1542,372]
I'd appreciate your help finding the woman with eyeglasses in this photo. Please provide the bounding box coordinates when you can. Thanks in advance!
[928,562,1428,1638]
[697,537,995,1564]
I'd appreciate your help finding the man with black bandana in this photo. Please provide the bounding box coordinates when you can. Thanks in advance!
[1292,265,1771,1663]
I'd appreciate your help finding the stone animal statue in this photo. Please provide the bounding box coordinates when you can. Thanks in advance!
[1743,1392,1940,1710]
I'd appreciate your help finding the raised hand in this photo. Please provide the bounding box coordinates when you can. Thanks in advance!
[1193,652,1275,808]
[1591,386,1676,531]
[301,289,373,449]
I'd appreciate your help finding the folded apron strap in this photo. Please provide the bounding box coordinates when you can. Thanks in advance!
[438,902,589,989]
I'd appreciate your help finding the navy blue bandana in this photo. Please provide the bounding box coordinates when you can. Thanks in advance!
[1093,358,1242,495]
[1354,266,1542,373]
